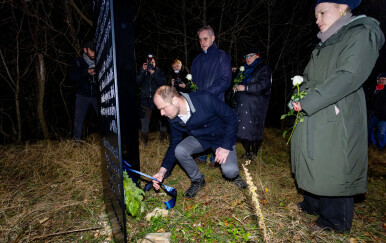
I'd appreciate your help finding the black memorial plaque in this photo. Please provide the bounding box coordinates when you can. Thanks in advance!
[93,0,138,242]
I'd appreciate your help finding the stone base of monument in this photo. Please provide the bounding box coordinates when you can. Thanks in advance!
[137,232,171,243]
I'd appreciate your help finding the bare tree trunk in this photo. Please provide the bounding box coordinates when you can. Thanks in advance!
[182,0,188,67]
[266,1,271,60]
[36,53,50,139]
[15,82,21,143]
[202,0,207,26]
[65,0,81,54]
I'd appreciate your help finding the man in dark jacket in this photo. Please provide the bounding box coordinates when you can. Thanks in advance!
[190,26,232,100]
[70,41,98,142]
[136,55,167,144]
[151,86,247,198]
[191,25,232,165]
[368,73,386,150]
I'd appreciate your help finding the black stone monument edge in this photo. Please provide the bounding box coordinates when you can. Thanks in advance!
[93,0,139,242]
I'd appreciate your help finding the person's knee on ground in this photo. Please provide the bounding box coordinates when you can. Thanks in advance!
[222,166,239,180]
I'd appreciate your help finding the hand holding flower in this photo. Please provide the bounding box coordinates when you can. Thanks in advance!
[232,66,245,93]
[292,101,302,112]
[234,84,245,92]
[281,75,307,144]
[185,74,198,92]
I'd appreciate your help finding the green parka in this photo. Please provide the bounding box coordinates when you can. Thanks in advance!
[291,15,384,196]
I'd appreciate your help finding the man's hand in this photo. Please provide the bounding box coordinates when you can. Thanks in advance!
[142,63,147,71]
[215,147,230,164]
[235,84,245,92]
[88,68,96,76]
[152,167,167,190]
[179,83,186,88]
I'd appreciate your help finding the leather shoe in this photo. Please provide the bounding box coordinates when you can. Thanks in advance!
[208,162,220,168]
[194,158,206,164]
[185,175,205,198]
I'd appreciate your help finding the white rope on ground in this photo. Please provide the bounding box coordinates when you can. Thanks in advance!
[242,160,271,242]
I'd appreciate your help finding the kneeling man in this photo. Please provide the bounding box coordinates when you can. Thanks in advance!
[152,86,246,198]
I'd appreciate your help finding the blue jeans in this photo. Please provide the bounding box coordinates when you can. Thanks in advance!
[73,94,98,140]
[174,136,239,182]
[368,116,386,149]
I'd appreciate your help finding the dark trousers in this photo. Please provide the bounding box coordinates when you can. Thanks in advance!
[73,94,98,140]
[302,191,354,232]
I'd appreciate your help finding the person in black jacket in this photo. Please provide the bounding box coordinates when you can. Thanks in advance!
[368,73,386,150]
[136,54,167,145]
[233,46,272,159]
[70,41,98,142]
[170,59,190,93]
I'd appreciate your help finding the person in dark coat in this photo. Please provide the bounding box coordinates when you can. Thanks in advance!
[151,86,247,198]
[291,0,384,232]
[190,26,232,101]
[368,73,386,150]
[233,46,272,159]
[170,59,190,93]
[136,55,168,144]
[190,25,232,166]
[70,41,98,142]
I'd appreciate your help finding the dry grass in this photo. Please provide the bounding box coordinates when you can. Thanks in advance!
[0,135,106,242]
[0,129,385,242]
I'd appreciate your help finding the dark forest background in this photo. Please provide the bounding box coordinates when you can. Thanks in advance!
[0,0,385,144]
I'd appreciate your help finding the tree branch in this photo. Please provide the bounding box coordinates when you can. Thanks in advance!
[69,0,92,26]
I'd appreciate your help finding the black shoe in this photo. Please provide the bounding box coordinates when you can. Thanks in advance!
[208,162,220,168]
[242,152,254,160]
[73,139,82,147]
[194,158,206,164]
[233,175,247,189]
[184,175,206,198]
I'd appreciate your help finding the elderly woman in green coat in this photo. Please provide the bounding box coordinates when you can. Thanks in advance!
[290,0,384,232]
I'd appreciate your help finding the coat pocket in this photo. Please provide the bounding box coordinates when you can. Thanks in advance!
[326,104,339,122]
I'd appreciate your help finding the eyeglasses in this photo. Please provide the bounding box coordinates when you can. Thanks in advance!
[244,53,256,59]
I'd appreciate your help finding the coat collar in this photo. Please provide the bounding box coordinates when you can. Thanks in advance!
[203,42,218,54]
[318,15,367,48]
[169,93,196,124]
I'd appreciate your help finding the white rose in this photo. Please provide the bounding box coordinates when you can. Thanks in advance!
[239,66,245,72]
[291,75,303,86]
[186,74,192,80]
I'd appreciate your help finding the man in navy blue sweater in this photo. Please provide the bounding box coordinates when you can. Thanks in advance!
[151,86,246,198]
